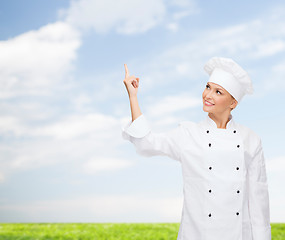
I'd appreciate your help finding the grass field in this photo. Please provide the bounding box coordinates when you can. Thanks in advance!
[0,223,284,240]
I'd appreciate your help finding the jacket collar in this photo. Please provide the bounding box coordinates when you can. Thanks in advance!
[206,113,234,130]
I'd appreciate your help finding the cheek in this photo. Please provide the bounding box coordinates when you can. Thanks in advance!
[215,96,230,106]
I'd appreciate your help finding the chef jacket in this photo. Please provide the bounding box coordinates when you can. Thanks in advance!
[121,113,271,240]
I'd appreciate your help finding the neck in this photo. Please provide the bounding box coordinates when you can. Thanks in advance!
[208,112,232,129]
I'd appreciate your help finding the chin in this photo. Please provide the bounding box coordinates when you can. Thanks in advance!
[203,105,214,113]
[202,107,208,113]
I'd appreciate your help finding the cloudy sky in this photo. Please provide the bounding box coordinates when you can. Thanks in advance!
[0,0,284,223]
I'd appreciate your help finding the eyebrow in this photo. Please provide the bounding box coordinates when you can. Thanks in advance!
[207,83,224,91]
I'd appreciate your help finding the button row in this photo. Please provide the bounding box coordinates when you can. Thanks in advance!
[208,189,240,193]
[209,166,240,170]
[208,212,240,217]
[206,130,237,134]
[208,143,241,148]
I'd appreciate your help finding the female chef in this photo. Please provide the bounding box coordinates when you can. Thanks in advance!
[121,57,271,240]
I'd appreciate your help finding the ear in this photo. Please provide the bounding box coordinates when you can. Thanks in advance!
[230,98,238,110]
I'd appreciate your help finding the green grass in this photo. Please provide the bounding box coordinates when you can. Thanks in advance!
[0,223,284,240]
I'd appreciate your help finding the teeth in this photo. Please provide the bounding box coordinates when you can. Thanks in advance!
[205,101,213,105]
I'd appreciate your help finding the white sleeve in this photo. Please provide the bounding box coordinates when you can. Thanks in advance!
[121,114,184,162]
[248,138,271,240]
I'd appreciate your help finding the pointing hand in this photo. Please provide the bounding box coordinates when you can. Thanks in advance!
[123,63,140,97]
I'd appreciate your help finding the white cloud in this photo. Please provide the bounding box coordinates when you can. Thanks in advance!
[168,0,199,19]
[172,10,194,20]
[72,94,93,112]
[63,0,166,34]
[0,111,131,181]
[267,156,285,172]
[83,157,134,174]
[135,13,285,97]
[167,0,195,8]
[265,61,285,91]
[166,22,179,32]
[1,0,285,224]
[62,0,197,34]
[270,197,285,223]
[0,20,83,181]
[146,94,201,118]
[0,172,4,183]
[202,18,285,60]
[2,3,285,181]
[0,194,183,222]
[272,61,285,74]
[0,116,27,137]
[0,111,119,140]
[267,156,285,223]
[33,113,118,139]
[0,21,81,98]
[253,39,285,58]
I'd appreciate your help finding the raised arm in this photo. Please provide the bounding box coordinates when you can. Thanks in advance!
[123,63,142,122]
[122,64,185,162]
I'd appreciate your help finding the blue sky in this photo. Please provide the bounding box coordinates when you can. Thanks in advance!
[0,0,284,223]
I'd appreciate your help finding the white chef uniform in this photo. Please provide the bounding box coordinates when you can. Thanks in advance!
[121,113,271,240]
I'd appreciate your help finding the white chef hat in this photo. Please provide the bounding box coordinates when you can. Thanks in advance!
[204,57,254,103]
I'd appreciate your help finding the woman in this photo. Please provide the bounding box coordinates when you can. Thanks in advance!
[121,57,271,240]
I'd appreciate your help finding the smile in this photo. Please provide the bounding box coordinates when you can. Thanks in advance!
[204,100,214,106]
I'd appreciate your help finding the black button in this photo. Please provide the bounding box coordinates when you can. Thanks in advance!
[237,190,240,193]
[236,212,239,215]
[209,143,211,147]
[233,130,236,133]
[237,145,240,148]
[236,167,239,170]
[209,189,212,193]
[209,167,212,170]
[206,130,209,133]
[209,213,211,217]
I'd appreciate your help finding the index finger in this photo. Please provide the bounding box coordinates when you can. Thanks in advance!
[124,63,129,78]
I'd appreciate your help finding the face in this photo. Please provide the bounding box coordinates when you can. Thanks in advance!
[202,82,238,115]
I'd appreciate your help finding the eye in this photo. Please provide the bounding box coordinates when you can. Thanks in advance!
[206,84,210,89]
[217,90,222,95]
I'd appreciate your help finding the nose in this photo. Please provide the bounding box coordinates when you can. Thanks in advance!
[205,90,213,100]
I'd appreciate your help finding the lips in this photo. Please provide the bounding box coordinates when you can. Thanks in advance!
[204,100,214,106]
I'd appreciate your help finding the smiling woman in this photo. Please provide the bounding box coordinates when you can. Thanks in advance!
[202,82,238,129]
[121,57,271,240]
